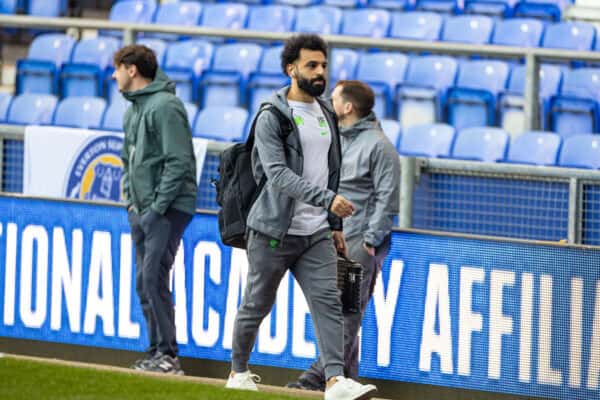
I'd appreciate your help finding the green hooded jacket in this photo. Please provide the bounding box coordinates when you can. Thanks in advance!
[120,69,197,215]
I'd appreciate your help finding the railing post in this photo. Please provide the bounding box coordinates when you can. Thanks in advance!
[123,28,136,46]
[523,52,541,132]
[399,156,415,229]
[568,177,581,244]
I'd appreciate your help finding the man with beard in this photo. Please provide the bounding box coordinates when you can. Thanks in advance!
[225,34,378,400]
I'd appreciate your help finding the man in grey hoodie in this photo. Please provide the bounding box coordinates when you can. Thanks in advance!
[288,80,401,390]
[225,35,378,400]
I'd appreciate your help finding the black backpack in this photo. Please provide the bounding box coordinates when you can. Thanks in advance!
[214,104,293,249]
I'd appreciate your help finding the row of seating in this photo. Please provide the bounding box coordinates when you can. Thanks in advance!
[0,0,66,17]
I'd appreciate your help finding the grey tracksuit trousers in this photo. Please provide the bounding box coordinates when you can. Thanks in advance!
[232,228,345,380]
[300,233,391,383]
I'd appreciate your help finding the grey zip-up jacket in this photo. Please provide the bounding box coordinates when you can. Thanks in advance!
[247,87,343,241]
[338,112,400,247]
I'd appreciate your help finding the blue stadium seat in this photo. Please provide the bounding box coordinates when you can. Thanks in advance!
[515,0,572,21]
[274,0,320,6]
[323,0,368,8]
[330,48,359,86]
[147,1,202,41]
[7,93,58,125]
[415,0,461,13]
[104,0,157,37]
[492,18,544,47]
[398,55,458,128]
[248,45,288,115]
[389,11,443,41]
[101,99,129,131]
[451,127,509,162]
[184,102,198,128]
[0,0,19,13]
[192,106,249,142]
[54,96,107,129]
[465,0,518,17]
[200,43,262,108]
[500,64,562,135]
[398,123,455,157]
[441,15,494,45]
[61,37,120,98]
[370,0,413,10]
[550,68,600,138]
[16,33,76,95]
[356,52,408,118]
[200,3,248,30]
[341,9,391,38]
[163,39,214,103]
[447,60,510,130]
[380,119,401,147]
[247,5,295,33]
[506,131,562,165]
[27,0,66,17]
[559,134,600,169]
[542,21,595,51]
[294,6,343,35]
[0,93,12,121]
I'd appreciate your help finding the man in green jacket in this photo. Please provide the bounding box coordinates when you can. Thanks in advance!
[113,45,197,375]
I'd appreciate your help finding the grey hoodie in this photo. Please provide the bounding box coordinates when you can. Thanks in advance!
[338,112,400,247]
[247,87,343,241]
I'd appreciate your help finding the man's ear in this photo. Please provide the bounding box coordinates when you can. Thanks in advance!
[287,64,296,78]
[127,64,138,78]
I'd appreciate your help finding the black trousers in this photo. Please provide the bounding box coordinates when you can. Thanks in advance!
[128,207,193,358]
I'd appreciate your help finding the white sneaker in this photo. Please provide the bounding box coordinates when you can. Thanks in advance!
[225,370,261,391]
[324,376,377,400]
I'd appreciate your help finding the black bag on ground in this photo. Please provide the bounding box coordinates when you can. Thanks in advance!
[214,104,292,249]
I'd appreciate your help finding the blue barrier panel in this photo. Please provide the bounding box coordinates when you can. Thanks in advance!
[582,183,600,246]
[0,195,599,399]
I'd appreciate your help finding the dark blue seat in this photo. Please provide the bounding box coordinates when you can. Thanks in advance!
[16,33,76,95]
[7,93,58,125]
[451,127,509,162]
[330,48,359,86]
[54,96,107,129]
[27,0,66,17]
[0,93,12,121]
[192,106,249,142]
[506,131,562,165]
[465,0,518,17]
[415,0,461,13]
[380,119,401,147]
[163,39,214,103]
[104,0,157,37]
[515,0,572,22]
[492,18,544,47]
[247,5,295,32]
[398,55,458,128]
[389,11,443,41]
[441,15,494,45]
[356,52,408,118]
[341,9,391,38]
[542,21,595,51]
[248,45,288,115]
[0,0,19,13]
[101,99,129,131]
[200,3,248,30]
[398,123,455,157]
[147,1,202,41]
[294,6,343,35]
[447,60,510,130]
[60,37,120,98]
[559,134,600,169]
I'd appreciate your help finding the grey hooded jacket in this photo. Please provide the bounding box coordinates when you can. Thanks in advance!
[338,112,400,247]
[247,87,343,241]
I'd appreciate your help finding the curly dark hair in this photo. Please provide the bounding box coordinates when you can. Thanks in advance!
[113,44,157,80]
[280,34,328,76]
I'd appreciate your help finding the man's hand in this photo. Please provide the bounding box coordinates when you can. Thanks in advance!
[330,195,355,218]
[363,242,375,257]
[332,231,347,257]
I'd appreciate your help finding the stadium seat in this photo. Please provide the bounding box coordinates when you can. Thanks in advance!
[0,0,19,14]
[356,52,408,118]
[446,60,510,130]
[147,1,202,41]
[542,21,595,51]
[389,11,443,41]
[558,134,600,169]
[101,99,129,131]
[16,33,76,95]
[380,119,401,147]
[274,0,320,6]
[199,3,248,30]
[192,106,249,142]
[247,5,295,33]
[6,93,58,125]
[60,37,120,98]
[104,0,157,37]
[163,39,214,103]
[294,6,342,35]
[515,0,572,21]
[184,102,198,128]
[54,96,107,129]
[398,55,458,128]
[323,0,368,8]
[200,43,262,108]
[500,64,562,136]
[441,15,494,45]
[370,0,414,10]
[415,0,461,13]
[330,48,359,86]
[0,93,12,121]
[550,68,600,138]
[451,127,509,162]
[465,0,518,16]
[341,9,391,38]
[248,45,288,115]
[398,123,455,157]
[506,131,562,165]
[491,18,544,47]
[27,0,66,17]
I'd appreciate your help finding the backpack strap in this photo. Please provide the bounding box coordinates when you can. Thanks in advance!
[245,102,293,150]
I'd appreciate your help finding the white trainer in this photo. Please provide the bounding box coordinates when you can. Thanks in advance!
[324,376,377,400]
[225,370,261,391]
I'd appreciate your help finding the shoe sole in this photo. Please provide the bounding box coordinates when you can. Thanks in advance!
[351,387,378,400]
